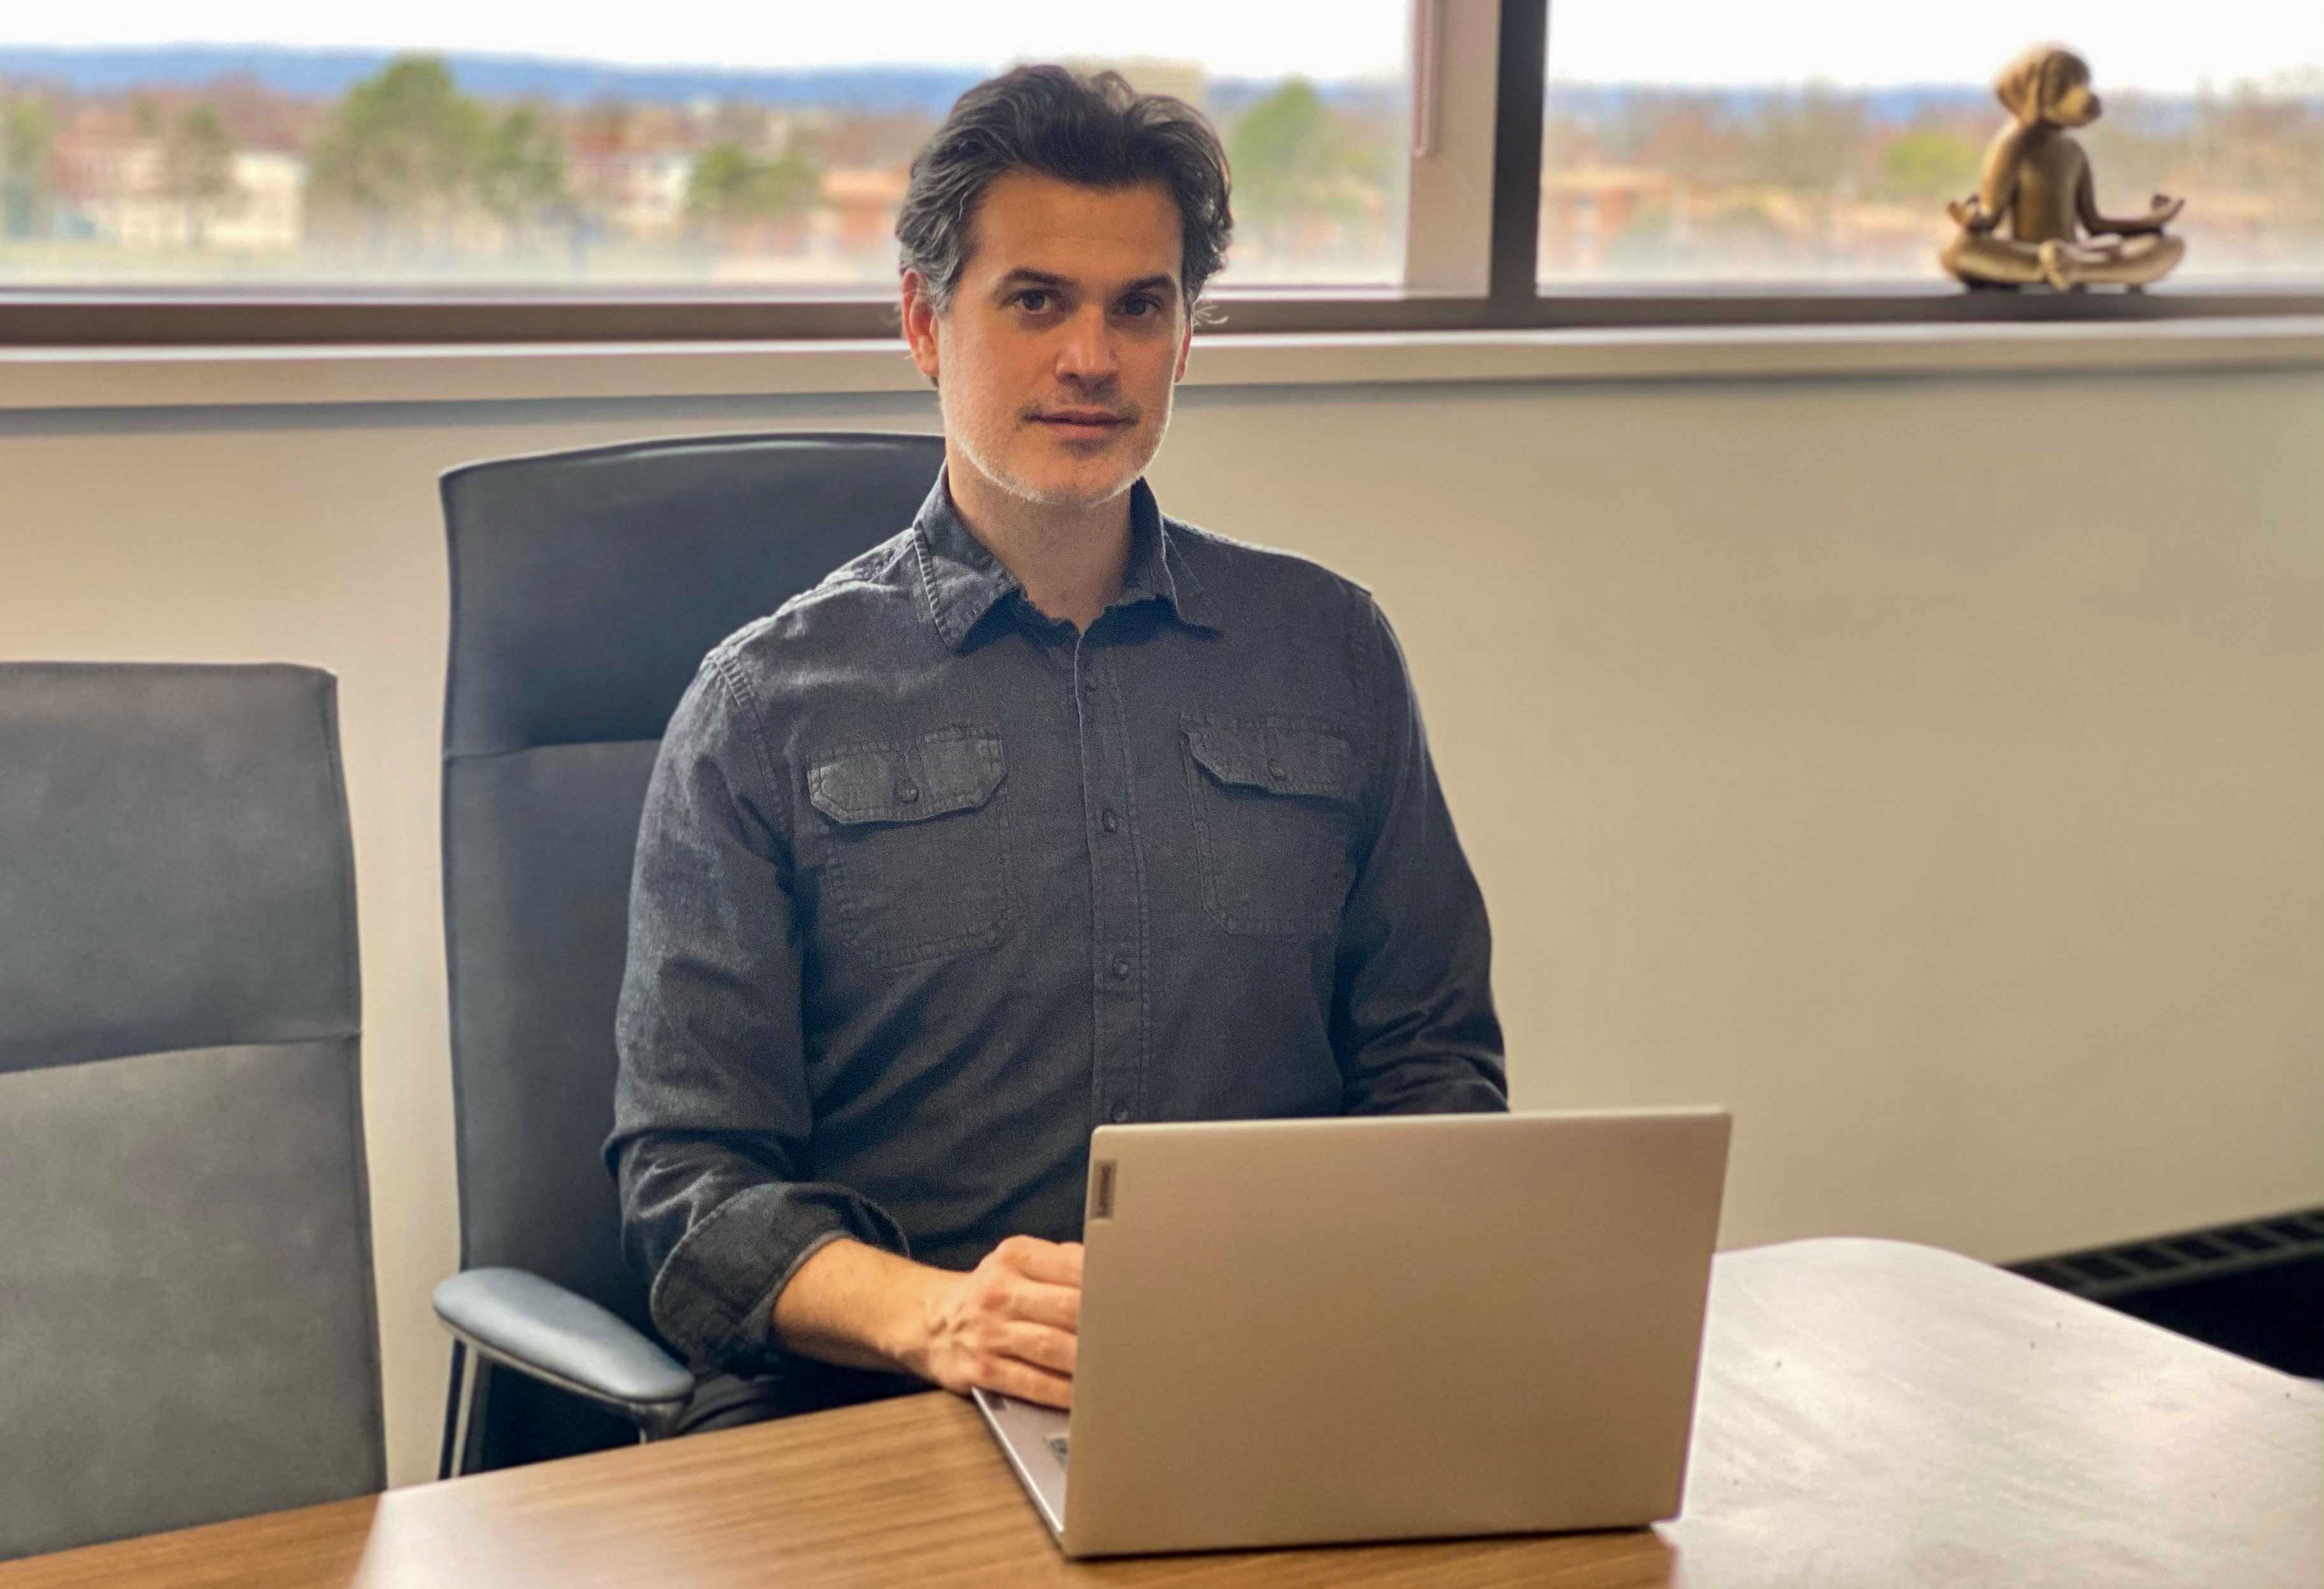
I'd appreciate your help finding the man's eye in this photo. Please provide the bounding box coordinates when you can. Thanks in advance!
[1015,290,1055,312]
[1120,296,1158,317]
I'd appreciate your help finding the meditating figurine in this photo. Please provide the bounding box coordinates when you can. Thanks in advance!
[1940,43,2185,290]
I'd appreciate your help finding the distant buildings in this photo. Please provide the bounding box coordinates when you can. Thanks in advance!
[570,148,690,241]
[38,99,307,253]
[73,146,303,252]
[3,57,2312,283]
[1538,166,1673,274]
[819,166,909,257]
[46,116,302,250]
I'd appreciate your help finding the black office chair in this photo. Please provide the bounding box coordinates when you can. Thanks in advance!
[431,429,946,1474]
[0,663,383,1558]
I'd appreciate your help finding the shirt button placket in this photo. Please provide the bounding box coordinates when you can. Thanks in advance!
[1077,639,1142,1129]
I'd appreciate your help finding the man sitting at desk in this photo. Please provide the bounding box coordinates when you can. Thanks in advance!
[609,65,1505,1434]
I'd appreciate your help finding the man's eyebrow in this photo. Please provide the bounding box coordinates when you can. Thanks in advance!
[991,268,1181,299]
[993,268,1070,294]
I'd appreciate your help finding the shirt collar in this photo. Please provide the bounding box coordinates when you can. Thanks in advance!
[912,466,1219,651]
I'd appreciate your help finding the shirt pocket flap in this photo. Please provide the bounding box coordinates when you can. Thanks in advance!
[1184,722,1361,802]
[809,728,1005,825]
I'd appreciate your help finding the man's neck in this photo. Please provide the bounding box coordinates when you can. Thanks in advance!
[945,448,1133,634]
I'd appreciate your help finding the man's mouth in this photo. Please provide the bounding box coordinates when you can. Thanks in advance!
[1031,410,1131,436]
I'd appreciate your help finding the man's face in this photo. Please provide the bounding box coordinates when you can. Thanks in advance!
[903,170,1193,515]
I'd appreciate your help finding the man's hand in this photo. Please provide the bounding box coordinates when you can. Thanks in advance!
[908,1236,1084,1409]
[770,1235,1084,1409]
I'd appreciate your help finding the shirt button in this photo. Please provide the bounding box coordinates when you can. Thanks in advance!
[1111,1107,1133,1124]
[1101,808,1119,834]
[896,781,919,803]
[1110,955,1132,980]
[1268,760,1288,781]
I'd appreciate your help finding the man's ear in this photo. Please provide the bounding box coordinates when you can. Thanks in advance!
[1172,313,1194,385]
[901,269,942,386]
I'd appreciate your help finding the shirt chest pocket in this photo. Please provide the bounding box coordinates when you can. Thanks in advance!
[807,727,1010,966]
[1182,718,1363,937]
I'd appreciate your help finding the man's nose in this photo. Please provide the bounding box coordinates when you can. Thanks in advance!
[1054,305,1119,386]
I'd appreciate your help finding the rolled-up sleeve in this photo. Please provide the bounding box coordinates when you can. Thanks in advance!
[1330,596,1509,1115]
[607,650,908,1374]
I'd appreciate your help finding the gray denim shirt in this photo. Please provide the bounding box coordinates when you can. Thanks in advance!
[609,469,1505,1379]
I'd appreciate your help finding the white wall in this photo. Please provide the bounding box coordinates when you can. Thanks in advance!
[3,362,2318,1487]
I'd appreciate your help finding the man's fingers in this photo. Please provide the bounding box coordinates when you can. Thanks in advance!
[982,1356,1075,1411]
[992,1320,1077,1377]
[1006,1238,1084,1288]
[1006,1276,1081,1333]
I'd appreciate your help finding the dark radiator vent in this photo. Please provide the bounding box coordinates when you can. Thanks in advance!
[2011,1208,2324,1300]
[2009,1206,2324,1378]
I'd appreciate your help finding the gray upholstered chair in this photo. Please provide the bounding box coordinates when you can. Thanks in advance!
[432,429,944,1474]
[0,662,383,1560]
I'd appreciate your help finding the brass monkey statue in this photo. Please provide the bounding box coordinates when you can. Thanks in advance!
[1940,44,2185,290]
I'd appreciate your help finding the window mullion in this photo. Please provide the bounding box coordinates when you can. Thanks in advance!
[1401,0,1505,296]
[1489,0,1550,310]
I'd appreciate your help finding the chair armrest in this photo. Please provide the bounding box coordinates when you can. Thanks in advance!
[433,1267,693,1435]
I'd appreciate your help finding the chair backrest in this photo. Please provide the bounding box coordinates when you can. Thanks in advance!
[0,662,382,1560]
[438,431,945,1341]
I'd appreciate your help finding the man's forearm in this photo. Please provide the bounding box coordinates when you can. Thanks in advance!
[774,1233,1086,1409]
[770,1237,949,1378]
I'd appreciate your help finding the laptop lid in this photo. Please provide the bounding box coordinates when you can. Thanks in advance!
[1056,1108,1730,1557]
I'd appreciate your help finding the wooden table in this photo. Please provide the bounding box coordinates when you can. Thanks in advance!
[7,1239,2317,1588]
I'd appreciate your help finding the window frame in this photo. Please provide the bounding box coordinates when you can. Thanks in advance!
[3,0,2318,346]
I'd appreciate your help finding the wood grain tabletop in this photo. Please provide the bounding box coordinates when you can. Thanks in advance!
[6,1238,2316,1588]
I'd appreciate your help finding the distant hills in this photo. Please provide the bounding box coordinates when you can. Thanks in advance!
[0,44,991,113]
[1544,82,1996,127]
[1,45,2270,124]
[0,44,1401,115]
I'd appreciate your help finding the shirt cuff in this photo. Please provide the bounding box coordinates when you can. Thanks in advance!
[647,1181,911,1374]
[1350,1060,1510,1115]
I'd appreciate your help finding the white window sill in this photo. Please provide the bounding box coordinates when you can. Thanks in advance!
[2,317,2318,413]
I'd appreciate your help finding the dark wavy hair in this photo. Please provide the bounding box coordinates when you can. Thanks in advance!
[896,66,1234,313]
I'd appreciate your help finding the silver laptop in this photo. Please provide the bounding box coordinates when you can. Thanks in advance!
[974,1106,1731,1558]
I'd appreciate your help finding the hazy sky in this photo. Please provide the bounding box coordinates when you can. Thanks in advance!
[5,1,2318,91]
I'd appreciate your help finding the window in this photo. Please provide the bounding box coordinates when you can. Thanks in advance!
[1,2,2317,342]
[1539,3,2324,286]
[0,3,1415,293]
